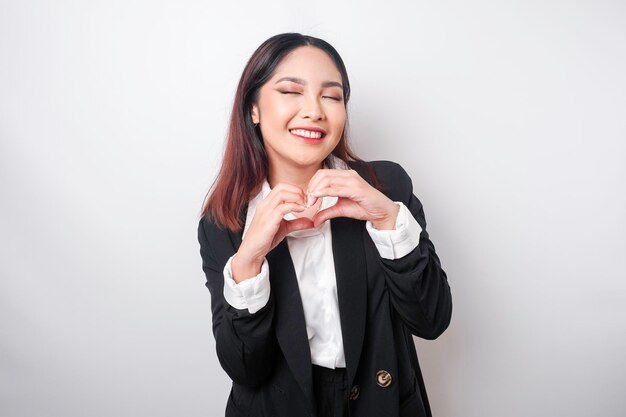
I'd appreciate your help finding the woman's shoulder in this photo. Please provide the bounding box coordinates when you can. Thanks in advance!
[346,158,409,175]
[346,159,413,198]
[197,211,240,248]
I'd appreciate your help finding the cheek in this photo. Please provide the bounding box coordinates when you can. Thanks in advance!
[263,98,296,125]
[330,108,347,131]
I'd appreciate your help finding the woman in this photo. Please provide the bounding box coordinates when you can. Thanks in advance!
[198,33,452,417]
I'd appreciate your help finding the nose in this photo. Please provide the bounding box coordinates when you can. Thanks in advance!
[301,94,325,120]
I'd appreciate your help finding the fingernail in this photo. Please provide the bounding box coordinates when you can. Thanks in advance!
[307,195,315,207]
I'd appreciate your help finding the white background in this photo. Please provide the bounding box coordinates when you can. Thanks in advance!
[1,1,625,416]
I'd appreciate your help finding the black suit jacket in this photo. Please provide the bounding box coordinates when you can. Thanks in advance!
[198,160,452,417]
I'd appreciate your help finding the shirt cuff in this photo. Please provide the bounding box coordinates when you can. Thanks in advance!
[365,201,422,260]
[222,255,271,314]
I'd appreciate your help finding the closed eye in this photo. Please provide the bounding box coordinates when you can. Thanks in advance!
[279,90,342,102]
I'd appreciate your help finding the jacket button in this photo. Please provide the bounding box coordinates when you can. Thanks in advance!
[376,370,392,387]
[349,384,360,400]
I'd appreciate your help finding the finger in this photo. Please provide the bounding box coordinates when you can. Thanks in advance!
[308,176,361,199]
[284,217,315,234]
[265,189,307,209]
[272,217,315,250]
[307,175,359,207]
[265,183,306,204]
[275,202,306,217]
[307,169,354,196]
[311,204,345,228]
[312,198,370,227]
[258,202,306,228]
[309,185,358,200]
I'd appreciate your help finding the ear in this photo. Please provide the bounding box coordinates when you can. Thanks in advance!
[250,104,259,124]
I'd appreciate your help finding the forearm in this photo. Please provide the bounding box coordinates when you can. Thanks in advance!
[199,218,277,386]
[382,190,452,338]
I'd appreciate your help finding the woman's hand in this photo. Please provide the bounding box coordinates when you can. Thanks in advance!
[307,169,400,230]
[231,183,314,283]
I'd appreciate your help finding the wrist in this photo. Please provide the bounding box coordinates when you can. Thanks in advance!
[371,202,400,230]
[236,242,265,266]
[231,252,264,283]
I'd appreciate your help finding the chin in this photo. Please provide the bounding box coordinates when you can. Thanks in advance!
[290,154,327,168]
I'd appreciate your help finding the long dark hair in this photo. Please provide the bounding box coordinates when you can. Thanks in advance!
[201,32,381,231]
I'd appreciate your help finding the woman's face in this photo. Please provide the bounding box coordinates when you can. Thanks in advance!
[251,46,346,172]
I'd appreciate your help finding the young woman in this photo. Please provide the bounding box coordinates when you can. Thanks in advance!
[198,33,452,417]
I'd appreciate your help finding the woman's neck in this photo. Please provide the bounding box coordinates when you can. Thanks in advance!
[267,161,325,192]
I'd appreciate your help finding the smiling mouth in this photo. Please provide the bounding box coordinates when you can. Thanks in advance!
[289,129,326,140]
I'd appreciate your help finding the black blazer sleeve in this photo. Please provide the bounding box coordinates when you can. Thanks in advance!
[373,161,453,340]
[198,217,277,387]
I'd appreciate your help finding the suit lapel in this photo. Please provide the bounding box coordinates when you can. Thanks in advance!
[266,241,315,410]
[331,216,367,388]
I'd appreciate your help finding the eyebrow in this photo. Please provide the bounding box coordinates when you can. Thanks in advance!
[274,76,343,90]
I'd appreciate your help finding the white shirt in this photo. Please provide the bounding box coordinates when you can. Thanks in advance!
[222,157,422,369]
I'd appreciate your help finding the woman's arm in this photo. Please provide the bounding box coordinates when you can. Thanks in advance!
[198,217,278,387]
[374,162,453,340]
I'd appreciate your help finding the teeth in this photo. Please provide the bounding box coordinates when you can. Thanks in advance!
[290,129,323,139]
